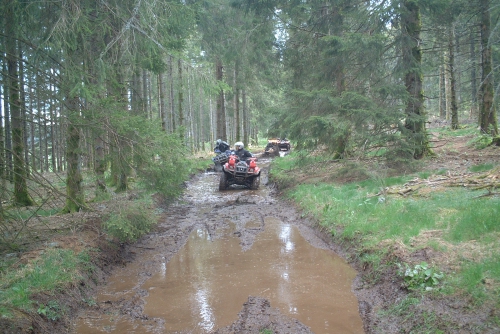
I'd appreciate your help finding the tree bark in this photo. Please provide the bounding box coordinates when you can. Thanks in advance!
[0,79,5,203]
[6,0,33,206]
[479,0,498,136]
[234,60,241,142]
[37,81,44,172]
[243,88,249,148]
[2,60,13,181]
[49,83,56,173]
[159,73,167,131]
[439,64,446,119]
[448,25,459,130]
[401,0,431,159]
[63,116,84,213]
[19,45,29,174]
[470,27,478,120]
[216,58,227,140]
[178,59,185,141]
[168,56,175,132]
[444,52,451,120]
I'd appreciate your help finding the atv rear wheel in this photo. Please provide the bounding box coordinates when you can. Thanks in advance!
[250,175,260,190]
[219,172,228,190]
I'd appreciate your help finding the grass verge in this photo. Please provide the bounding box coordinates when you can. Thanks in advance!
[269,148,500,331]
[0,248,93,318]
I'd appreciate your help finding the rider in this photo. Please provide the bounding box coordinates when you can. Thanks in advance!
[234,141,253,163]
[215,139,230,153]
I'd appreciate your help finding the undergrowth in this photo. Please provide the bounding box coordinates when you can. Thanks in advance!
[103,196,157,242]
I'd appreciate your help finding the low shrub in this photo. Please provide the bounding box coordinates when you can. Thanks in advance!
[103,198,156,242]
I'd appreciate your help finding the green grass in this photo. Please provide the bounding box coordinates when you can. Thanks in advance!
[276,157,500,305]
[9,208,60,220]
[455,253,500,301]
[260,330,274,334]
[432,124,477,137]
[0,248,93,317]
[468,163,495,173]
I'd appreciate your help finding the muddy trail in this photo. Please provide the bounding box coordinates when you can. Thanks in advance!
[72,156,365,334]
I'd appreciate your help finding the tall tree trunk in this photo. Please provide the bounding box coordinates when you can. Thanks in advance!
[187,67,195,151]
[63,114,84,213]
[6,0,33,206]
[43,108,49,172]
[159,73,167,131]
[210,96,215,149]
[454,30,461,105]
[37,93,44,172]
[234,60,241,142]
[216,58,227,140]
[439,64,446,119]
[448,25,459,130]
[50,87,56,173]
[198,86,204,151]
[401,0,431,159]
[444,52,451,120]
[19,45,29,174]
[243,88,249,148]
[143,69,149,118]
[169,56,175,132]
[178,59,185,141]
[470,27,478,120]
[330,6,348,159]
[61,1,85,212]
[29,76,36,171]
[131,67,142,115]
[0,83,5,203]
[57,104,64,172]
[479,0,498,136]
[3,60,13,181]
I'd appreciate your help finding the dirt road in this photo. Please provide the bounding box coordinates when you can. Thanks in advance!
[72,156,365,334]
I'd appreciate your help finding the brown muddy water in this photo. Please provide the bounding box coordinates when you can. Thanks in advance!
[73,157,364,333]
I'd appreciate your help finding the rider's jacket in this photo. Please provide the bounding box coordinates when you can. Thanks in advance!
[235,148,252,162]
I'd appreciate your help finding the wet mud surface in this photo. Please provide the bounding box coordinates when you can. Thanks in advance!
[72,157,365,334]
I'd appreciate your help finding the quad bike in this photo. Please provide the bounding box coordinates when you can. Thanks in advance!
[264,138,291,156]
[219,154,261,190]
[278,138,291,151]
[212,149,231,172]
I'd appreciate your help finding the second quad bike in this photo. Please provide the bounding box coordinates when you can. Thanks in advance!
[219,154,261,190]
[212,149,231,172]
[264,138,291,156]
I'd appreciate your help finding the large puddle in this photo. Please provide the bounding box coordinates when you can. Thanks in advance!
[142,218,363,333]
[74,161,364,333]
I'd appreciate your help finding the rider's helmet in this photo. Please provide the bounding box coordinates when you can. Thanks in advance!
[216,139,222,145]
[234,141,244,150]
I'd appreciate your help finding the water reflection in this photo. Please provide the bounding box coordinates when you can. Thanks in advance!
[196,288,214,331]
[142,217,364,333]
[280,224,295,253]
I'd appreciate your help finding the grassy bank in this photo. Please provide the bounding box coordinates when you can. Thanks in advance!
[269,134,500,332]
[0,154,212,332]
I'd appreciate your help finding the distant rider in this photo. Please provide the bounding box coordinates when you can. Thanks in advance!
[234,141,253,163]
[215,139,230,153]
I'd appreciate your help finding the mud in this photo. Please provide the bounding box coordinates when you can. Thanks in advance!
[72,157,366,334]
